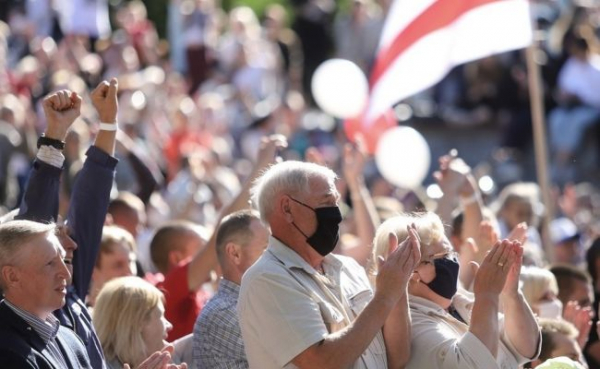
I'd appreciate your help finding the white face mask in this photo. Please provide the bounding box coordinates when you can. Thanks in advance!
[536,299,563,319]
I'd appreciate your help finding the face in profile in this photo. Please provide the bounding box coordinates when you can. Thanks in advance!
[14,233,71,317]
[141,301,172,355]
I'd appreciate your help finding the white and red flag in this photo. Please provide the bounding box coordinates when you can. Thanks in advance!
[366,0,533,122]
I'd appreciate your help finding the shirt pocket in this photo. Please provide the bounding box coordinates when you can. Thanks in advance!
[348,289,373,316]
[318,300,345,334]
[348,289,387,358]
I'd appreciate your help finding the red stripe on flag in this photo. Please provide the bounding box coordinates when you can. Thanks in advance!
[370,0,503,89]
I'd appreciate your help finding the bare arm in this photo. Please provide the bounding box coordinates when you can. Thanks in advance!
[500,242,540,359]
[90,78,118,156]
[186,135,287,291]
[342,142,380,267]
[469,240,517,357]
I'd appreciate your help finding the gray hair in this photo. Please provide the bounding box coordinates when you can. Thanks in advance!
[251,161,338,224]
[0,220,56,288]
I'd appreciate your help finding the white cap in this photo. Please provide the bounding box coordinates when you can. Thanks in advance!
[549,217,580,245]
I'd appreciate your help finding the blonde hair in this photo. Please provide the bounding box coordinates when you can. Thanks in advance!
[519,266,559,307]
[369,212,446,279]
[92,276,164,367]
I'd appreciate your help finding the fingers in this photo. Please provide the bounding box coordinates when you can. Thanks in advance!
[92,80,110,99]
[161,345,174,355]
[70,92,82,112]
[108,77,119,100]
[469,261,480,276]
[388,232,399,254]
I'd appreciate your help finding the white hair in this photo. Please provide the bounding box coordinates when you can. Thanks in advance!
[250,161,337,224]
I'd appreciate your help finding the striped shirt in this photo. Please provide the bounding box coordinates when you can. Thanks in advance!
[5,299,69,368]
[192,279,248,369]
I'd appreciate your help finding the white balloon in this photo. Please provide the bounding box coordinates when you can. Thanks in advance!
[375,126,431,189]
[311,59,368,119]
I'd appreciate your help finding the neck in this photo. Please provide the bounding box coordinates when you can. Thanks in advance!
[4,294,51,321]
[272,228,324,271]
[222,270,242,286]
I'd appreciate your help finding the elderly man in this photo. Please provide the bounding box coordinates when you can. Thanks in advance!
[193,209,269,368]
[15,81,119,369]
[0,220,91,368]
[237,160,420,369]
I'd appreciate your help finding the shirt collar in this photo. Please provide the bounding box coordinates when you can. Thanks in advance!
[218,278,240,295]
[4,300,60,344]
[268,236,343,275]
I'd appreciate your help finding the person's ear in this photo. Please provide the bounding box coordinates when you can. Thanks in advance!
[281,196,294,222]
[2,265,20,288]
[226,243,242,266]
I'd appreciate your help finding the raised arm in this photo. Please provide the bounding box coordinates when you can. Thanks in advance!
[17,90,81,222]
[67,79,119,298]
[341,141,380,267]
[499,240,541,360]
[186,135,287,292]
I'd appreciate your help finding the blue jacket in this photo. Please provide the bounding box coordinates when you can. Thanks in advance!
[17,146,118,369]
[0,301,92,368]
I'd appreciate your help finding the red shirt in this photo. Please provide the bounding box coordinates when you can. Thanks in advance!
[153,260,209,341]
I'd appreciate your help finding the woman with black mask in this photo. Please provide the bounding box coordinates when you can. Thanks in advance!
[370,212,541,369]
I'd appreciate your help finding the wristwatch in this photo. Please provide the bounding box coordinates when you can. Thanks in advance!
[37,135,66,150]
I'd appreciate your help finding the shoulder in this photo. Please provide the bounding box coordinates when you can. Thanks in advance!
[0,349,37,368]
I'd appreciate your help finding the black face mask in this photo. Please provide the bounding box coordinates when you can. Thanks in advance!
[289,197,342,256]
[426,255,460,300]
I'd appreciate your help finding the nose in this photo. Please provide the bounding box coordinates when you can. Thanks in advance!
[165,318,173,332]
[59,258,72,280]
[62,233,78,252]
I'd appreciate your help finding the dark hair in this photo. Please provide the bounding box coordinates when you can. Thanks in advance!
[215,210,260,266]
[549,264,591,305]
[586,237,600,283]
[150,220,200,274]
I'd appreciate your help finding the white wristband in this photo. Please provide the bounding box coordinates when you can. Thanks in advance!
[460,193,481,207]
[99,122,118,131]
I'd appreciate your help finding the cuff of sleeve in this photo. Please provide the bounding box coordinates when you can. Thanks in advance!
[501,319,542,364]
[37,146,65,168]
[458,332,501,368]
[85,146,119,169]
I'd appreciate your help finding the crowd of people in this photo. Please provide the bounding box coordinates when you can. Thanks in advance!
[1,0,600,368]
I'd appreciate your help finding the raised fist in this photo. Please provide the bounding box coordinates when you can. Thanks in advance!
[42,90,82,140]
[91,78,119,124]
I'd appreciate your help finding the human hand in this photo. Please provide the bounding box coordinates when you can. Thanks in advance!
[305,146,326,166]
[255,134,287,170]
[433,152,476,197]
[342,136,367,191]
[375,225,421,303]
[472,239,515,297]
[500,241,523,300]
[563,301,594,348]
[42,90,82,140]
[474,221,499,264]
[507,222,528,244]
[124,345,188,369]
[91,78,119,124]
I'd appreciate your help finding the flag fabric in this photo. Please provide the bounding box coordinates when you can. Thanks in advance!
[366,0,533,122]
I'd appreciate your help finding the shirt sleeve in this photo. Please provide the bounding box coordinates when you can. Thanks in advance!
[237,271,329,367]
[409,311,500,369]
[499,314,542,365]
[68,146,117,299]
[16,160,62,222]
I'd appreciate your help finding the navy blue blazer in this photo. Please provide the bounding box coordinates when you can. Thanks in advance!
[17,146,118,369]
[0,301,92,368]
